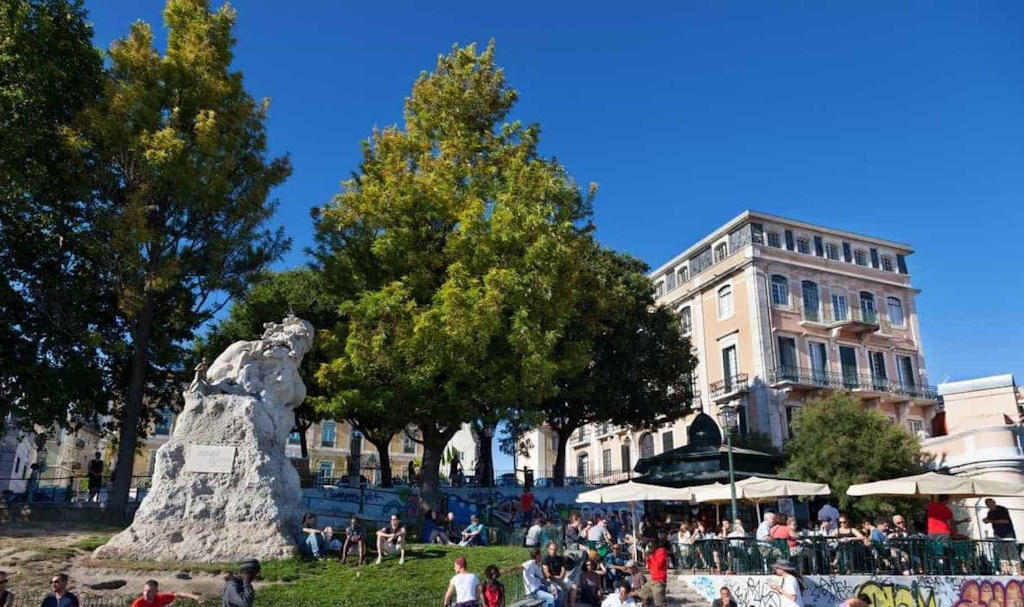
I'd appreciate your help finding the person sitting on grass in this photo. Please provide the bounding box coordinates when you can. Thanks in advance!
[460,515,486,547]
[41,573,78,607]
[130,579,203,607]
[482,564,505,607]
[443,556,484,607]
[300,513,337,559]
[342,516,365,565]
[376,514,407,565]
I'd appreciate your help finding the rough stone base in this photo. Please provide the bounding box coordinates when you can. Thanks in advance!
[94,392,302,562]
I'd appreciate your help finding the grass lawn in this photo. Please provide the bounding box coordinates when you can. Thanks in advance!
[255,544,530,607]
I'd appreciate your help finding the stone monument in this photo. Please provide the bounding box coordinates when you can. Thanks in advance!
[94,315,314,562]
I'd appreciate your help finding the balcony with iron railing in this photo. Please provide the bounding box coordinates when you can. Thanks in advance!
[768,366,938,402]
[710,373,749,402]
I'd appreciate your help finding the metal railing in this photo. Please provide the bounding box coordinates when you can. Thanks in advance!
[767,367,938,401]
[710,373,749,399]
[677,537,1021,576]
[1,475,152,505]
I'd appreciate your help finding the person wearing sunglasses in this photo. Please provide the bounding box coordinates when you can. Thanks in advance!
[0,570,14,607]
[41,573,78,607]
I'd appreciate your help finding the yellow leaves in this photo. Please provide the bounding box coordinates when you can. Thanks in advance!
[193,108,218,151]
[141,126,185,165]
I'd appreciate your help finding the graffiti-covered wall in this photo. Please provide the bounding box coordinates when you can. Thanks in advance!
[300,485,642,530]
[684,574,1024,607]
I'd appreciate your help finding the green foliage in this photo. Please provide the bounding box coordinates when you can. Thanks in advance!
[75,0,291,504]
[0,0,110,431]
[532,245,698,483]
[782,393,924,519]
[313,41,595,501]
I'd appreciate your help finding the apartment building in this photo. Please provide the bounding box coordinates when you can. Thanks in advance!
[520,210,937,483]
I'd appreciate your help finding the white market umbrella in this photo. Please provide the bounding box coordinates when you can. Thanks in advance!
[576,481,693,562]
[847,471,1023,498]
[690,477,831,520]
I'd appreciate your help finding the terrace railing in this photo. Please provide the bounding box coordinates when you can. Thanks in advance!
[710,373,749,400]
[767,366,938,401]
[679,536,1020,577]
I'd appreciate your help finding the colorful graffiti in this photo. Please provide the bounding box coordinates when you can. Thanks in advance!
[954,579,1024,607]
[855,580,937,607]
[683,575,1024,607]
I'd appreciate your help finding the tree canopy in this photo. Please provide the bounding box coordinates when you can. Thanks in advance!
[782,393,925,519]
[313,41,596,506]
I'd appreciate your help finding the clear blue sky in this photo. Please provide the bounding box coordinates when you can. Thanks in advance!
[88,1,1024,471]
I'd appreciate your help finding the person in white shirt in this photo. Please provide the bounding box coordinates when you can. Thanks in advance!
[523,548,556,607]
[586,514,612,545]
[769,560,805,607]
[756,511,775,542]
[444,556,484,607]
[525,516,545,547]
[601,581,636,607]
[817,502,839,533]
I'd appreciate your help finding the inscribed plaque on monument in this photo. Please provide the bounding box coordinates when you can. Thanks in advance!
[185,444,236,474]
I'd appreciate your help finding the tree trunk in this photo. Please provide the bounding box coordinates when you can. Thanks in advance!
[552,426,574,487]
[109,300,154,512]
[419,424,458,515]
[297,418,311,459]
[476,424,495,487]
[368,436,393,488]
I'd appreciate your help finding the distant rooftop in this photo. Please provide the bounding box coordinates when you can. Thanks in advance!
[938,374,1016,397]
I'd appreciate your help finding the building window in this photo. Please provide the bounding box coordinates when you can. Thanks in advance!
[881,256,894,272]
[655,282,665,298]
[620,444,631,471]
[785,407,797,437]
[402,433,416,454]
[677,266,689,284]
[321,421,336,447]
[832,293,849,321]
[288,432,302,445]
[576,453,589,480]
[154,409,173,436]
[825,243,840,260]
[147,451,158,476]
[639,433,655,459]
[350,429,363,454]
[717,285,733,319]
[550,435,559,452]
[854,249,867,266]
[908,419,924,436]
[770,275,789,306]
[714,243,728,263]
[767,232,781,248]
[318,460,334,479]
[897,355,916,388]
[602,449,612,474]
[801,280,820,322]
[860,292,876,322]
[887,297,904,326]
[665,270,677,292]
[679,306,692,334]
[796,237,810,254]
[662,431,674,452]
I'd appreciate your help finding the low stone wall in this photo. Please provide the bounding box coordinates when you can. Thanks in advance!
[0,503,137,525]
[682,573,1024,607]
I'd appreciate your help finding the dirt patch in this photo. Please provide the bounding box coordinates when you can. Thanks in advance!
[0,522,280,603]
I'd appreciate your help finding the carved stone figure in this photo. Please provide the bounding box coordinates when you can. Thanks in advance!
[93,316,313,562]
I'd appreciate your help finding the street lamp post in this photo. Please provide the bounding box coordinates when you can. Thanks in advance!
[717,403,739,524]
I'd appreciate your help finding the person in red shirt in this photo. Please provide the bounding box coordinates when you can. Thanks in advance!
[770,514,798,550]
[131,580,203,607]
[520,488,536,526]
[926,495,968,537]
[636,538,668,606]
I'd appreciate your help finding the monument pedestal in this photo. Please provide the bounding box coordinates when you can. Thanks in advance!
[93,391,302,562]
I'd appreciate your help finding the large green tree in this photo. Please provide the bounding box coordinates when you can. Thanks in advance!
[0,0,111,434]
[79,0,291,507]
[313,41,594,508]
[528,246,698,485]
[195,269,338,459]
[782,393,925,519]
